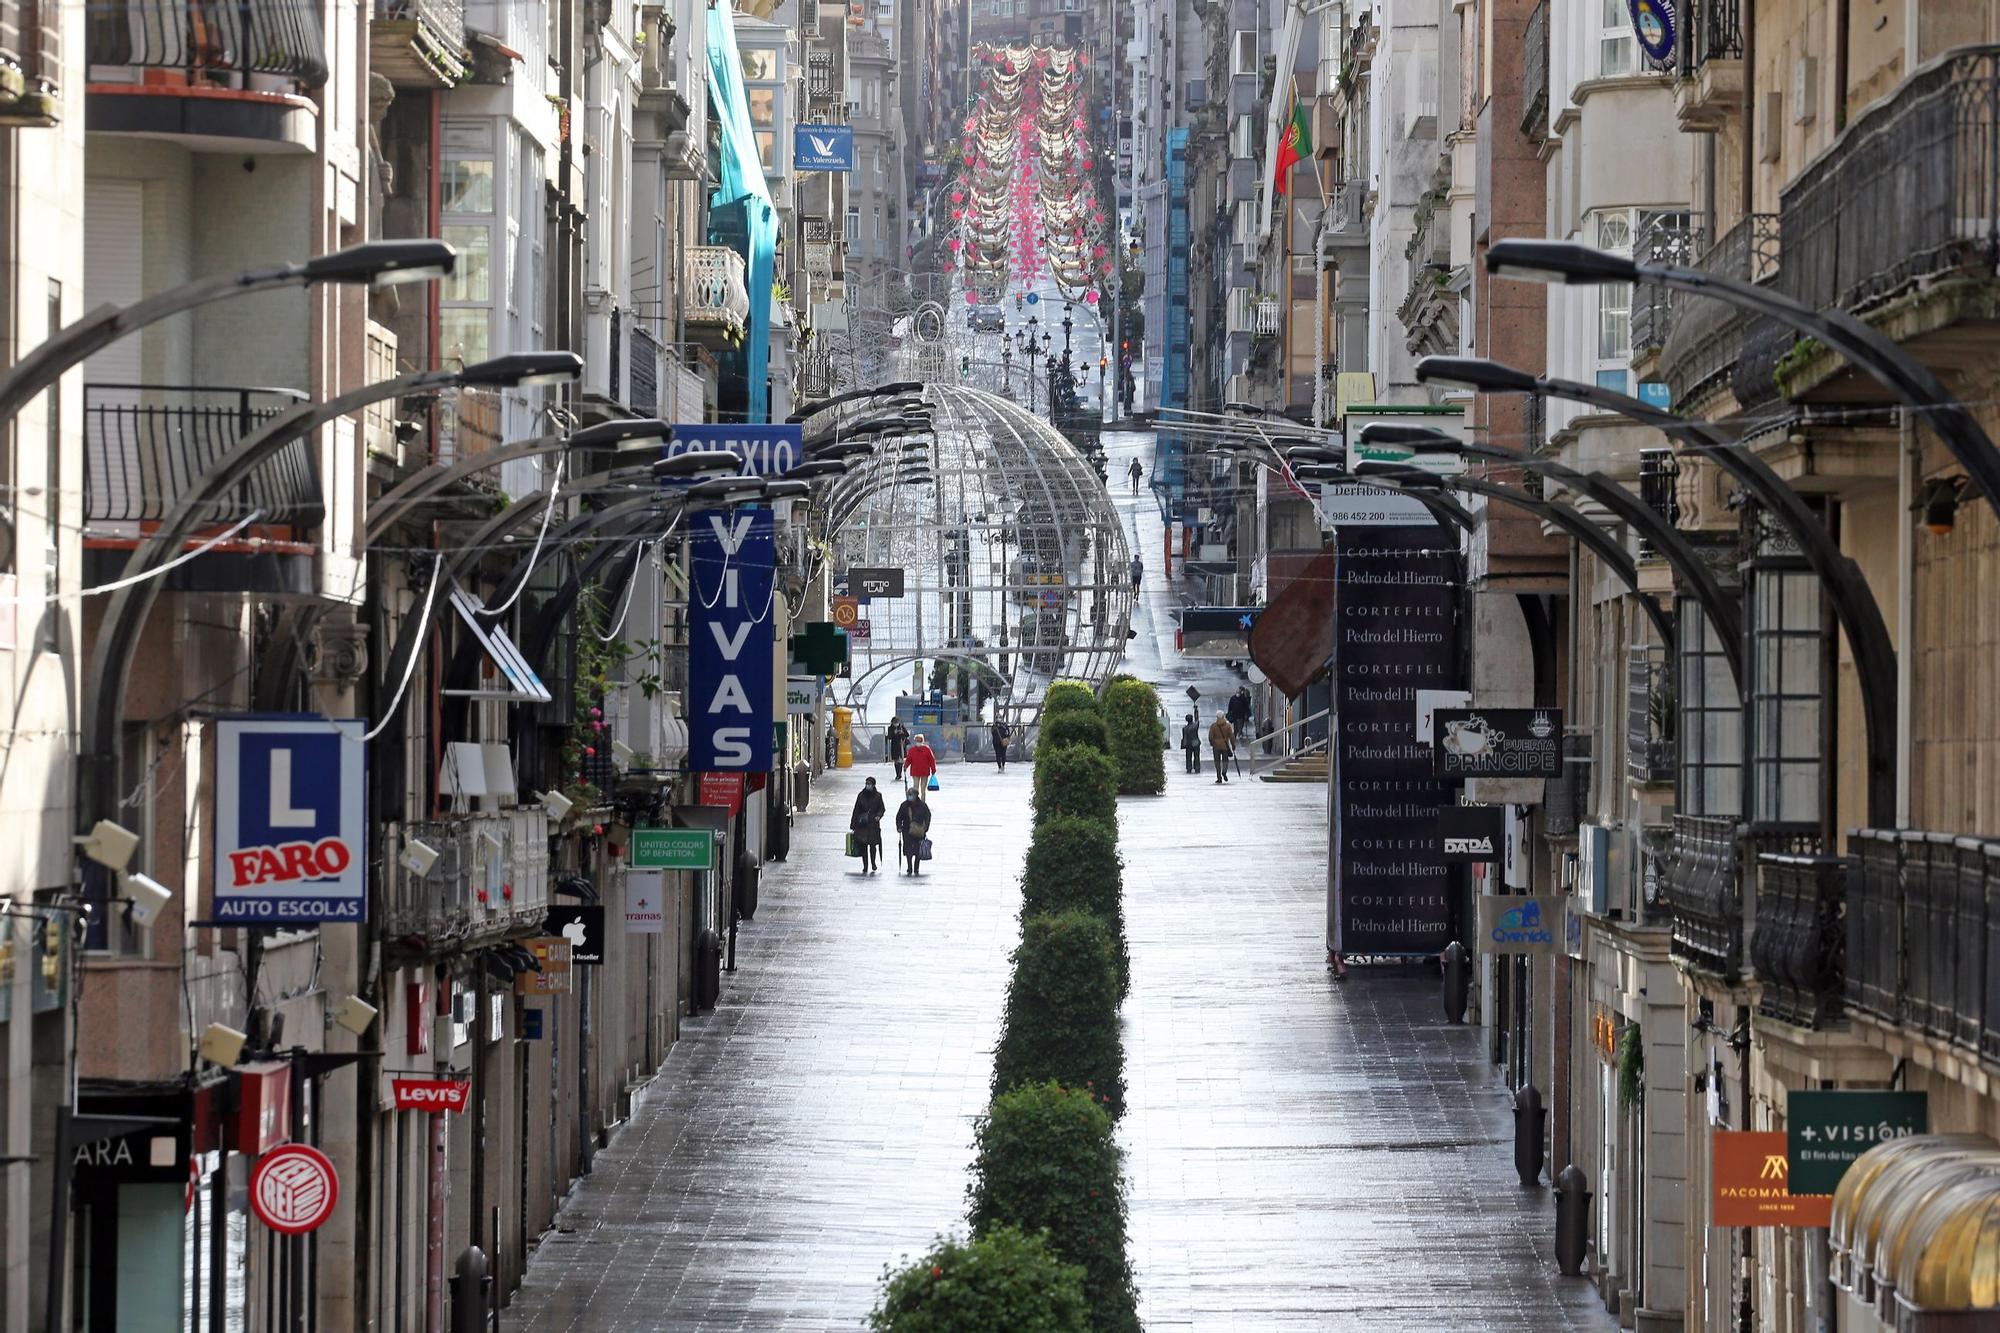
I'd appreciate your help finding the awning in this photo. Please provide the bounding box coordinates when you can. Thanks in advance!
[446,589,554,704]
[1832,1133,2000,1314]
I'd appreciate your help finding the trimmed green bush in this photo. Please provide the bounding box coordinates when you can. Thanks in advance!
[1030,744,1117,827]
[991,912,1125,1115]
[969,1083,1139,1333]
[869,1226,1089,1333]
[1039,681,1099,719]
[1102,679,1167,795]
[1038,709,1109,756]
[1021,816,1127,997]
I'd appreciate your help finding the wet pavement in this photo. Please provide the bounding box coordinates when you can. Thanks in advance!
[502,430,1614,1330]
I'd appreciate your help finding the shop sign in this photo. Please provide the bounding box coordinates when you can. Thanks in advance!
[233,1062,293,1158]
[1475,894,1564,954]
[1787,1090,1929,1194]
[390,1078,471,1114]
[794,123,856,171]
[629,827,715,871]
[1712,1131,1832,1227]
[1591,1006,1619,1063]
[1437,803,1505,862]
[664,424,803,478]
[249,1144,338,1236]
[624,871,666,934]
[71,1087,194,1185]
[516,937,573,996]
[831,597,860,628]
[699,771,746,815]
[213,716,367,923]
[849,567,905,598]
[688,507,777,771]
[545,905,605,965]
[1432,708,1563,778]
[785,677,823,713]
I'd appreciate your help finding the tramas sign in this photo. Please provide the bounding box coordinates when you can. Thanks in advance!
[214,716,367,923]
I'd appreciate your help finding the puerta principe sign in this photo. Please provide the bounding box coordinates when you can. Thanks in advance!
[214,715,367,923]
[1786,1089,1928,1195]
[1432,708,1563,778]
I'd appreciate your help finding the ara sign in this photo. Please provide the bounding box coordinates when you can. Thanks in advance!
[214,716,367,923]
[663,424,804,478]
[688,507,777,771]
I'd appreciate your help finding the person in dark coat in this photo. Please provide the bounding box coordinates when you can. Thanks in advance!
[849,777,886,873]
[885,716,910,781]
[1180,711,1202,774]
[895,790,933,875]
[991,716,1014,771]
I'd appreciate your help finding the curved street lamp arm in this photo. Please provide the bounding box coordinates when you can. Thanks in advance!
[366,433,569,544]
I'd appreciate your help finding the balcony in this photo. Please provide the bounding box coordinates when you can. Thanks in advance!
[86,0,328,149]
[1675,0,1743,132]
[636,3,691,128]
[686,246,752,348]
[83,383,320,531]
[629,320,662,417]
[1667,814,1742,977]
[383,810,552,953]
[1520,0,1548,139]
[1625,644,1673,787]
[1630,212,1699,367]
[1254,298,1281,338]
[1636,447,1681,558]
[1846,828,2000,1059]
[1779,45,2000,321]
[1326,177,1367,243]
[1752,852,1846,1029]
[1657,212,1779,409]
[370,0,465,87]
[0,1,61,126]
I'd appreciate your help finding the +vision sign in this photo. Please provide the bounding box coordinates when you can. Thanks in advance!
[688,507,776,771]
[214,716,367,923]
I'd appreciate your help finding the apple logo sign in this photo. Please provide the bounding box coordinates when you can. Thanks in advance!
[561,920,588,950]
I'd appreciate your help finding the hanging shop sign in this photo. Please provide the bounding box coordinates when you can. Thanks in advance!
[1628,0,1676,63]
[1712,1131,1832,1228]
[516,936,573,996]
[624,871,667,934]
[232,1063,293,1157]
[1787,1089,1929,1194]
[785,676,823,713]
[688,506,777,771]
[794,123,857,171]
[390,1078,471,1114]
[831,597,861,629]
[545,905,605,965]
[213,715,367,923]
[698,771,746,816]
[664,425,804,478]
[1432,708,1564,778]
[629,827,715,871]
[1438,803,1506,862]
[849,567,905,598]
[249,1144,339,1236]
[1331,528,1464,956]
[1474,894,1564,954]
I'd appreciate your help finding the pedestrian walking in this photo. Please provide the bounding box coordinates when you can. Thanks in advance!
[991,716,1014,771]
[1129,554,1143,590]
[1180,711,1202,774]
[1128,457,1143,493]
[848,777,886,874]
[885,716,910,782]
[905,732,939,792]
[1228,687,1252,734]
[1208,714,1235,783]
[895,788,933,875]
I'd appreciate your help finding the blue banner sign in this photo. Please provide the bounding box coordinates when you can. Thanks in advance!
[794,123,856,171]
[214,716,368,922]
[666,424,804,478]
[688,507,777,771]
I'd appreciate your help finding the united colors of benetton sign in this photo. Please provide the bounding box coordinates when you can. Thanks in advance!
[214,716,367,923]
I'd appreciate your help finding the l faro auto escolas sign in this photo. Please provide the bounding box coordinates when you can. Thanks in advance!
[214,716,367,923]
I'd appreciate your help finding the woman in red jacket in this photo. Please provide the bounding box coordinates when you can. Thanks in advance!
[903,733,939,792]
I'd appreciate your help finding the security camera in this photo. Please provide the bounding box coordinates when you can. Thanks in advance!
[332,994,379,1037]
[612,740,637,765]
[401,837,441,877]
[540,790,575,821]
[199,1023,248,1069]
[76,819,140,872]
[119,872,172,929]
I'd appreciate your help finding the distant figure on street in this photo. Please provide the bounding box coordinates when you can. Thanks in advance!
[991,716,1014,771]
[849,777,886,874]
[885,716,911,782]
[1228,687,1253,735]
[1129,555,1143,590]
[905,732,939,791]
[1128,457,1143,493]
[1208,714,1236,783]
[1180,711,1202,774]
[896,789,933,875]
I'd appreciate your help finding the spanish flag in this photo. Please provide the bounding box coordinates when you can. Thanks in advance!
[1274,100,1312,197]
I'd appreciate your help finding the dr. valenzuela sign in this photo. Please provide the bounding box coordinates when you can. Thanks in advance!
[688,506,776,771]
[214,716,367,923]
[664,424,803,478]
[1432,708,1563,778]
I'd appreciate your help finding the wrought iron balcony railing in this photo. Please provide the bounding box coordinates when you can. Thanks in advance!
[1631,212,1699,360]
[1667,813,1742,977]
[1846,827,2000,1060]
[1636,447,1681,558]
[1690,0,1743,68]
[1520,0,1548,138]
[1752,852,1846,1029]
[88,0,330,85]
[83,383,321,529]
[1658,212,1779,407]
[1625,643,1673,786]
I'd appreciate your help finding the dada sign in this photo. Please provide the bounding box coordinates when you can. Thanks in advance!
[215,716,367,923]
[688,507,777,771]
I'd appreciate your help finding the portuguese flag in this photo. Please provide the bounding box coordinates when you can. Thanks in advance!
[1274,99,1312,197]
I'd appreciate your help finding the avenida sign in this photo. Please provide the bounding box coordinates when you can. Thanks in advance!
[1475,894,1564,954]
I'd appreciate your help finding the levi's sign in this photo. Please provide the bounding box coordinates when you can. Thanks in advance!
[664,424,803,478]
[214,716,367,923]
[391,1078,471,1114]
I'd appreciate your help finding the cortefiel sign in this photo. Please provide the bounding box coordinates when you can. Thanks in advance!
[664,424,803,477]
[214,716,367,923]
[1475,894,1565,954]
[1432,708,1563,778]
[688,507,777,771]
[1437,803,1506,862]
[793,123,856,171]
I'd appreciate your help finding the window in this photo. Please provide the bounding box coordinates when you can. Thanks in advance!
[846,207,860,241]
[739,45,785,175]
[1594,210,1632,394]
[740,48,778,82]
[1600,0,1636,76]
[1677,604,1741,817]
[1749,566,1822,824]
[1232,31,1257,78]
[441,159,494,212]
[441,120,496,367]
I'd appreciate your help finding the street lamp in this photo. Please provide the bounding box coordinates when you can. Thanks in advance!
[786,380,925,423]
[0,239,457,429]
[1484,237,2000,521]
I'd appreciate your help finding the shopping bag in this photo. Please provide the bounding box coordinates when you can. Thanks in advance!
[926,773,940,792]
[918,837,934,861]
[845,832,858,857]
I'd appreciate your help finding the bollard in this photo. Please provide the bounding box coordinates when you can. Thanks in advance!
[1554,1163,1592,1276]
[1513,1083,1547,1188]
[449,1246,491,1333]
[1441,941,1470,1024]
[694,929,721,1012]
[735,849,760,921]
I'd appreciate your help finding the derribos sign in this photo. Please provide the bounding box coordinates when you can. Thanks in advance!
[214,716,367,923]
[688,507,777,771]
[665,424,803,478]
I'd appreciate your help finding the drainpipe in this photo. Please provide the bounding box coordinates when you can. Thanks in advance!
[1896,406,1914,827]
[1740,0,1755,217]
[426,967,449,1333]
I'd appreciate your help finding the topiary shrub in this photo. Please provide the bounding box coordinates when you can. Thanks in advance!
[969,1083,1139,1333]
[991,911,1125,1115]
[1101,679,1167,795]
[1039,681,1099,719]
[1022,816,1127,996]
[1030,744,1117,827]
[1038,709,1110,756]
[869,1226,1089,1333]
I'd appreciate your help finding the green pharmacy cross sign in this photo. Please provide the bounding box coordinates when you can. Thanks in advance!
[790,621,849,677]
[1786,1089,1928,1195]
[628,828,716,872]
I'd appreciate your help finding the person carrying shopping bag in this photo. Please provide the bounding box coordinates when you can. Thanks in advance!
[904,732,939,793]
[895,788,933,875]
[849,777,886,874]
